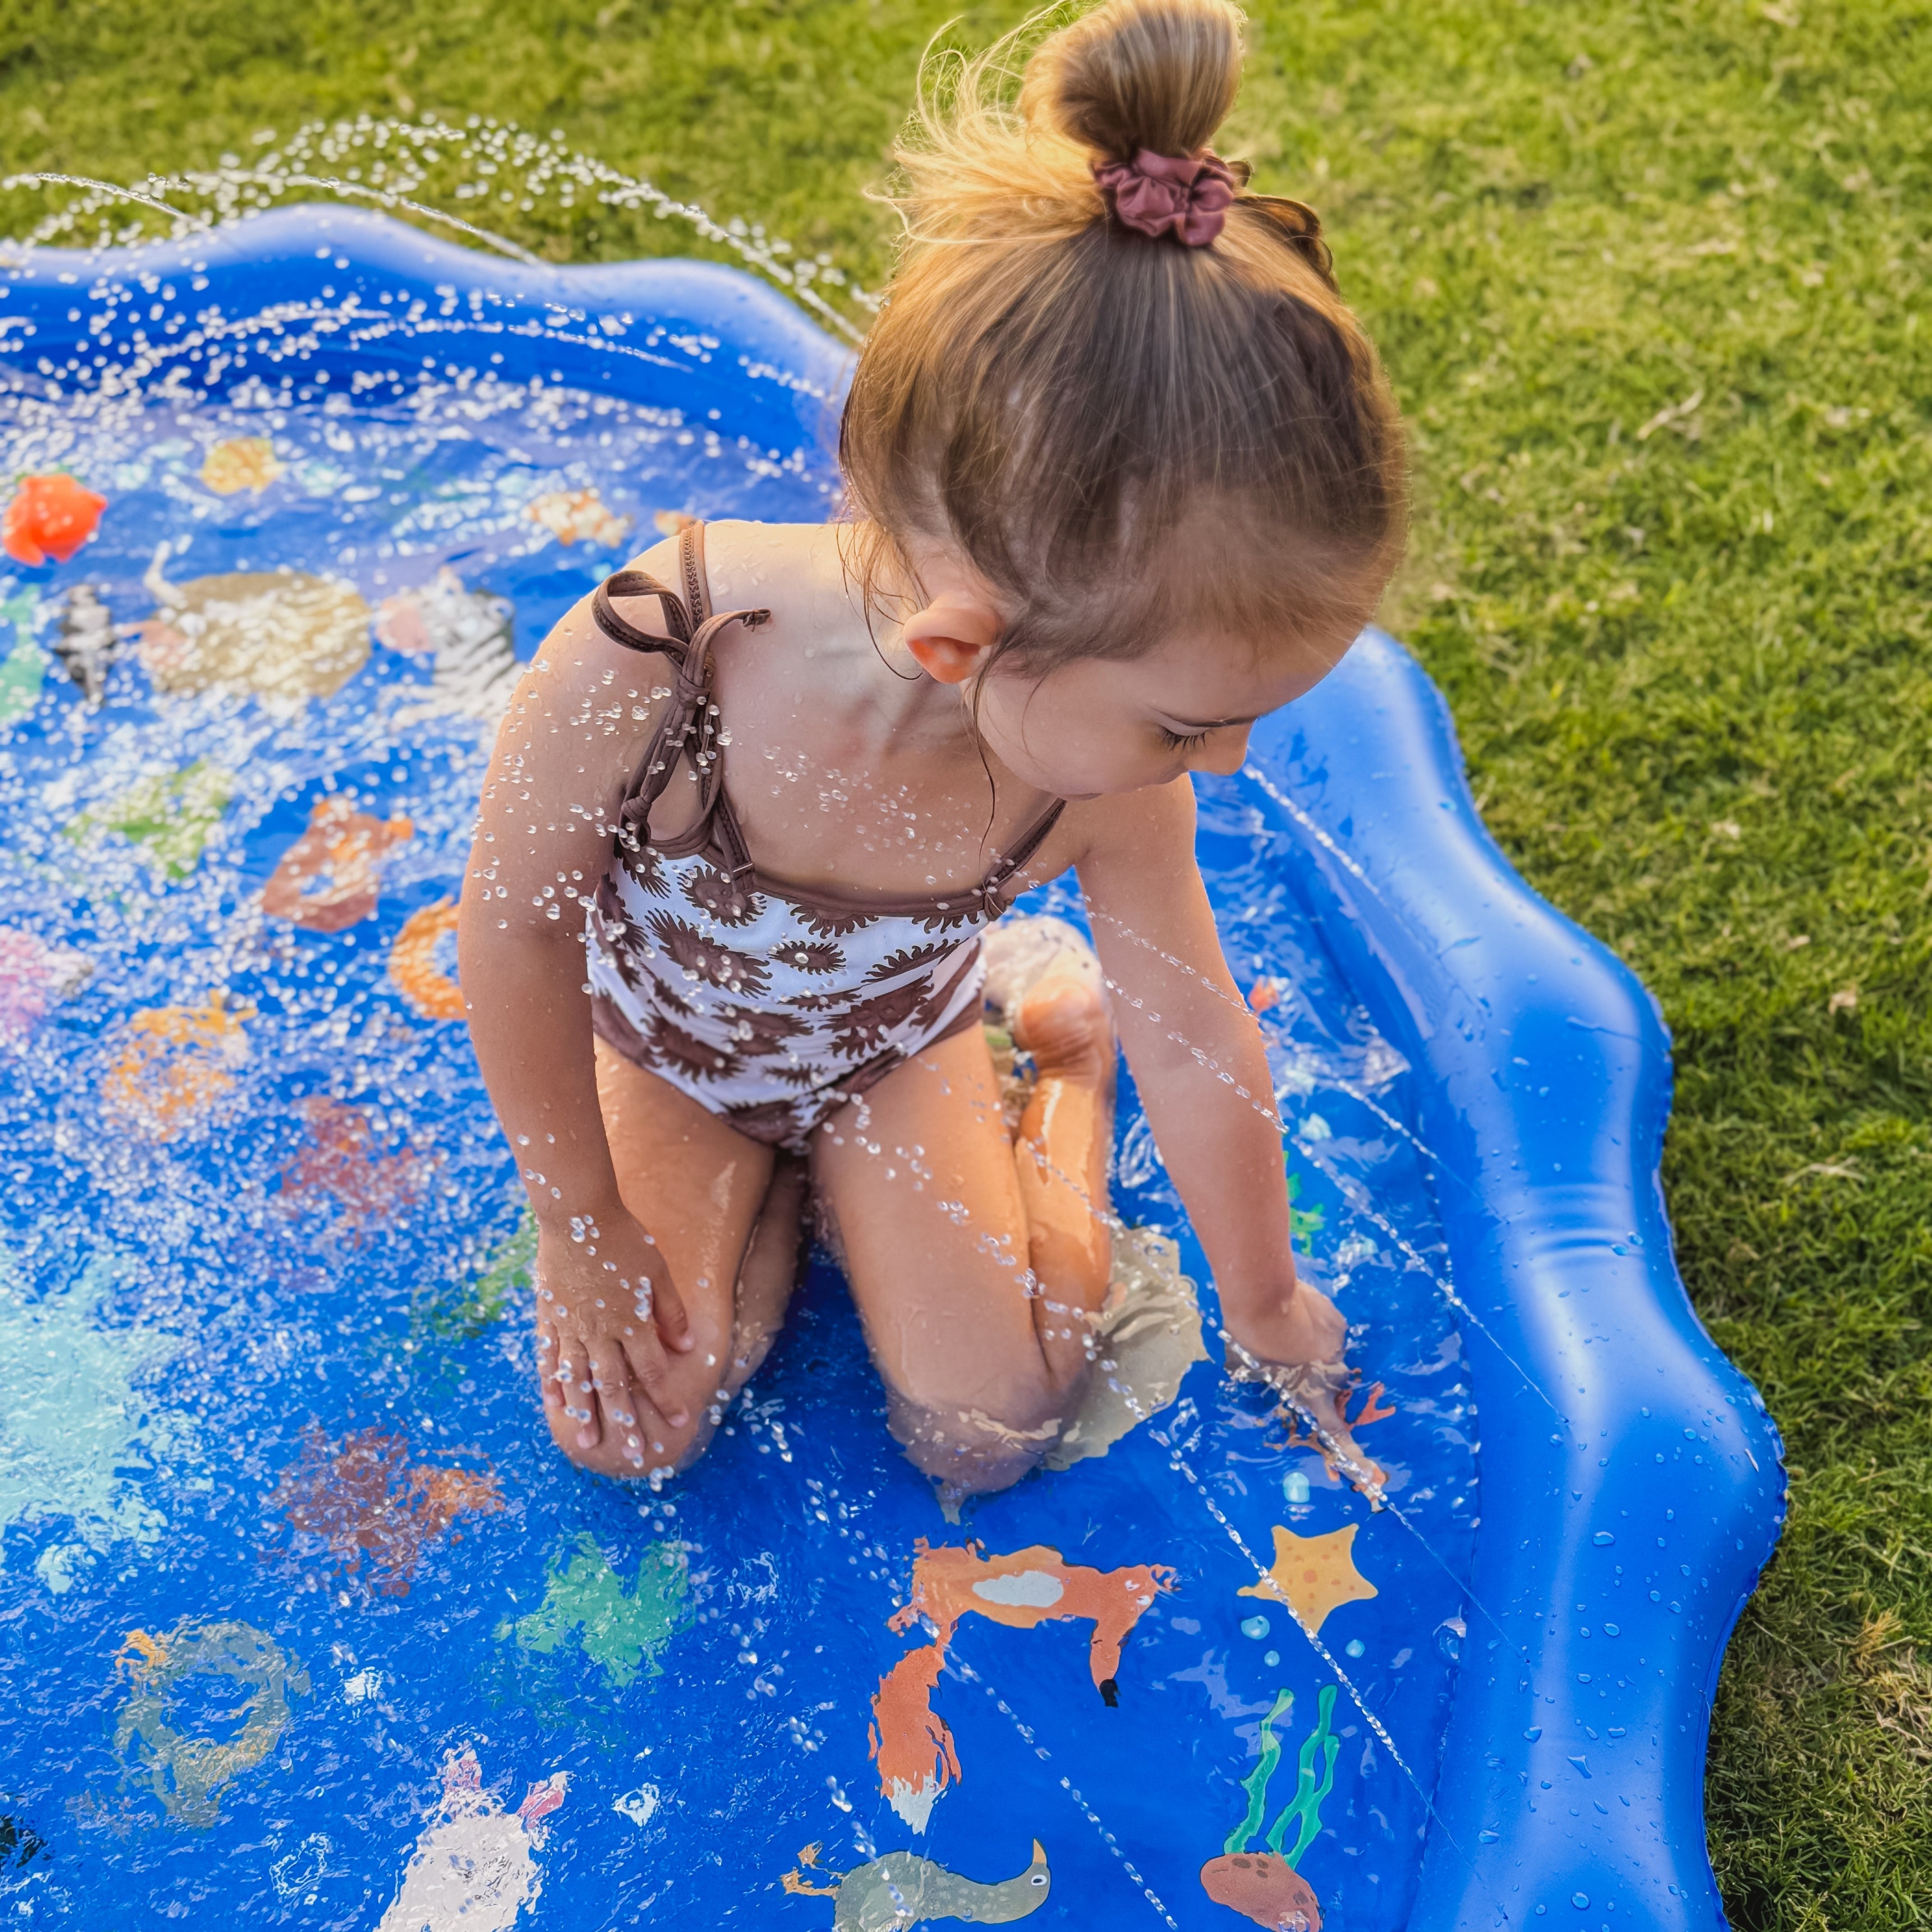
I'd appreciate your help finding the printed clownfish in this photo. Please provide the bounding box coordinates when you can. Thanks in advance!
[2,474,107,568]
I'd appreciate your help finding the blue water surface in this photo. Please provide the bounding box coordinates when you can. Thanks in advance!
[0,340,1475,1928]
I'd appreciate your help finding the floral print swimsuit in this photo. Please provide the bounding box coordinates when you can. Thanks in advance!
[584,523,1065,1154]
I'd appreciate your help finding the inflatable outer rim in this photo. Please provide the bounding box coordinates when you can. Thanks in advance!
[1243,653,1785,1932]
[0,205,1787,1931]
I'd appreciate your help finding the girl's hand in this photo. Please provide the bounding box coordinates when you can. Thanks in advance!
[1224,1281,1387,1502]
[533,1210,694,1468]
[1225,1278,1348,1371]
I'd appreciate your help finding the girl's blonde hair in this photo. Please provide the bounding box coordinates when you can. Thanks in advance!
[841,0,1406,670]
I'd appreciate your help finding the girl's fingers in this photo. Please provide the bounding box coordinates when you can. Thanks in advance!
[588,1334,672,1467]
[535,1316,565,1416]
[619,1326,690,1441]
[560,1332,603,1449]
[646,1265,695,1355]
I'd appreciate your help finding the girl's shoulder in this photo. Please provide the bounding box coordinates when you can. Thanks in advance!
[695,519,853,626]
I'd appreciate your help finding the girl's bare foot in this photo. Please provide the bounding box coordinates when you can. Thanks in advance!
[994,928,1117,1389]
[1012,961,1114,1093]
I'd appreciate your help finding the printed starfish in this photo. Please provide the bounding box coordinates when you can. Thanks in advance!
[1238,1524,1378,1638]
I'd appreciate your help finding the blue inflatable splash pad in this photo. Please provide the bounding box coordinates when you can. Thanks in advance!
[0,209,1782,1931]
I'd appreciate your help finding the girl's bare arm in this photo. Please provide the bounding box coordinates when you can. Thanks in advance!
[456,559,697,1455]
[1072,780,1347,1368]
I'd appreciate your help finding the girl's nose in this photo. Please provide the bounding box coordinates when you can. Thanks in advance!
[1190,726,1251,777]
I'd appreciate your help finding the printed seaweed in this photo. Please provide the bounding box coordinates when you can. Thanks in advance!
[1227,1684,1339,1865]
[1285,1168,1324,1247]
[1199,1686,1338,1930]
[414,1205,534,1343]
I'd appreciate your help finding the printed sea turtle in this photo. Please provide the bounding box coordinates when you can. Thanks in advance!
[137,541,370,708]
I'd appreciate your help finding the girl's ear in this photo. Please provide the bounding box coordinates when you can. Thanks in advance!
[901,592,1002,686]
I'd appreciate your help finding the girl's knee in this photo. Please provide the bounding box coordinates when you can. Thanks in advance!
[886,1384,1072,1496]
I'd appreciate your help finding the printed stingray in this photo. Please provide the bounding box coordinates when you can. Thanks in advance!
[784,1839,1052,1932]
[136,546,370,706]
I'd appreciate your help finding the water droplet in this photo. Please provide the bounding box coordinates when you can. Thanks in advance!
[1283,1470,1311,1504]
[1572,1894,1590,1911]
[1240,1615,1269,1641]
[1593,1531,1615,1546]
[1345,1638,1366,1658]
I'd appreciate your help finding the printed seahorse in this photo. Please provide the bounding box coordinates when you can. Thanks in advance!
[784,1840,1051,1931]
[1199,1684,1339,1930]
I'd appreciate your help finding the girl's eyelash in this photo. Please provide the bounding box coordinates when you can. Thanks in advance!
[1159,725,1210,751]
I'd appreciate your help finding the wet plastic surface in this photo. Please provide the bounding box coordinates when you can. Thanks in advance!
[0,209,1780,1930]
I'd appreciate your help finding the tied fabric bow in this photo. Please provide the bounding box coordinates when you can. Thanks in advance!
[1092,147,1238,247]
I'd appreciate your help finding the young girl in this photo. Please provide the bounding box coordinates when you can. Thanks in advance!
[458,0,1404,1499]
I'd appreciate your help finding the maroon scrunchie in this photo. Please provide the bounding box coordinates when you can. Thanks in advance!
[1092,148,1238,247]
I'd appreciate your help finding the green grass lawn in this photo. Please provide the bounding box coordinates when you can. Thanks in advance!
[5,0,1928,1921]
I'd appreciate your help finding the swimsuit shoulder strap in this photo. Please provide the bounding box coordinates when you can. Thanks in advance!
[587,521,722,658]
[595,521,771,868]
[680,518,712,625]
[976,796,1068,907]
[591,566,693,659]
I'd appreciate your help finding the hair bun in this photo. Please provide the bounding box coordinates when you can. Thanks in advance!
[1026,0,1244,161]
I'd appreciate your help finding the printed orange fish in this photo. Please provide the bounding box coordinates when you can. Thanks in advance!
[3,474,107,568]
[262,794,414,933]
[390,900,465,1020]
[103,992,253,1138]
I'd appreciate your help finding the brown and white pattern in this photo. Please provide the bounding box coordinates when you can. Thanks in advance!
[581,522,1063,1153]
[587,856,992,1150]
